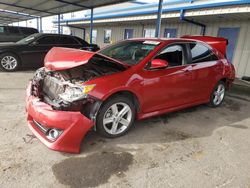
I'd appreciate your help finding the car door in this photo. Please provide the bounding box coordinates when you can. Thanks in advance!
[142,43,194,113]
[21,36,60,67]
[187,42,223,101]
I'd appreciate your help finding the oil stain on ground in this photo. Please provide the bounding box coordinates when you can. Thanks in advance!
[52,152,133,188]
[164,130,191,141]
[228,124,248,129]
[223,98,242,111]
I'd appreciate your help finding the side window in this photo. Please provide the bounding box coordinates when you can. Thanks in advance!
[8,27,20,35]
[74,37,89,46]
[189,43,218,64]
[20,28,38,35]
[155,45,184,67]
[37,36,58,45]
[59,36,79,45]
[0,26,7,35]
[81,39,89,46]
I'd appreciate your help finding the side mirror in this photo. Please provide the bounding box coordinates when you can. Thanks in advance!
[150,59,169,69]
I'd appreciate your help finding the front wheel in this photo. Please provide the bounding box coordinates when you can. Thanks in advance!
[96,96,136,138]
[209,81,226,107]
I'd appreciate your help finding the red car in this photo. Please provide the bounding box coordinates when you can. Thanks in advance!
[26,36,235,153]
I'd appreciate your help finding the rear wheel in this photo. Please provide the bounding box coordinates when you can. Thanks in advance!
[0,53,20,72]
[96,96,136,138]
[209,81,226,107]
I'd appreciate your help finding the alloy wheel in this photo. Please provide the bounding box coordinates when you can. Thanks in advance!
[103,102,132,135]
[1,56,18,70]
[213,83,225,105]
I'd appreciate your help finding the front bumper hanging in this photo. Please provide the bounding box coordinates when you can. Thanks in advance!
[25,81,94,153]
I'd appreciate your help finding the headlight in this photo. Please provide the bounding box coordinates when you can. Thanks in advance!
[59,84,95,102]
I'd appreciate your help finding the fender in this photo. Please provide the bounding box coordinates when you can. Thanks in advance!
[102,87,143,108]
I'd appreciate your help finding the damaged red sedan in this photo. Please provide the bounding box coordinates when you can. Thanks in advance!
[26,36,235,153]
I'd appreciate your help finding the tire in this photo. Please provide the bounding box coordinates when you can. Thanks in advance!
[96,95,136,138]
[209,81,226,107]
[0,53,20,72]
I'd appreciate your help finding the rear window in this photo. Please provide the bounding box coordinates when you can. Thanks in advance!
[37,36,60,45]
[189,43,218,64]
[74,37,89,46]
[20,27,38,35]
[59,36,79,45]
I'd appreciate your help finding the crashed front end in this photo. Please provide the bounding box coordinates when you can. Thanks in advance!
[26,47,126,153]
[26,67,103,153]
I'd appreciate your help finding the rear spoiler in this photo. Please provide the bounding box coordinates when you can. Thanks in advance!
[181,35,228,57]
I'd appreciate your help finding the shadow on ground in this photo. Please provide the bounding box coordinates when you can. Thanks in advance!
[51,83,250,188]
[79,96,249,153]
[53,95,250,187]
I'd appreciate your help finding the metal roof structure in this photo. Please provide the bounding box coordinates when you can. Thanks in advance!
[0,0,131,24]
[58,0,250,37]
[0,10,35,25]
[0,0,163,43]
[59,0,250,23]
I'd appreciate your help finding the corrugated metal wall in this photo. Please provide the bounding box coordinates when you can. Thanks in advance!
[72,20,250,78]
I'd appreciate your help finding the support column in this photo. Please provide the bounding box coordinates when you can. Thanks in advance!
[58,14,61,34]
[155,0,163,38]
[39,17,42,33]
[83,28,86,40]
[90,8,94,44]
[36,18,39,30]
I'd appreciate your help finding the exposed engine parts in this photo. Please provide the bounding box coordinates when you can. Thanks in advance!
[30,55,125,121]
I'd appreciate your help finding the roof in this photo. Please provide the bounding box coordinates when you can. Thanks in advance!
[0,10,36,25]
[0,0,131,25]
[58,0,250,25]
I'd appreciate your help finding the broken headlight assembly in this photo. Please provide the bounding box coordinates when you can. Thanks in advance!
[58,84,95,103]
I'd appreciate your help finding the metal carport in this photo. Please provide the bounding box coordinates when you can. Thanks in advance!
[0,0,134,43]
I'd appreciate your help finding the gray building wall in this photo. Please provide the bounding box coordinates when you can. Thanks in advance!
[71,19,250,78]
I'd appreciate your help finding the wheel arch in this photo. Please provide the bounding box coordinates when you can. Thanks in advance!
[102,90,141,114]
[219,77,231,90]
[0,51,22,65]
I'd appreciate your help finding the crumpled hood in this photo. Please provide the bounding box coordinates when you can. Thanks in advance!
[44,47,96,70]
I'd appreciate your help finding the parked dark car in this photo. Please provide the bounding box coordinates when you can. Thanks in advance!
[0,33,100,71]
[0,26,38,43]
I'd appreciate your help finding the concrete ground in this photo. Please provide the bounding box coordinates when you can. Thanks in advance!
[0,70,250,188]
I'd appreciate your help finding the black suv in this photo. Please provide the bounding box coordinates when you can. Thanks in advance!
[0,33,100,71]
[0,26,39,43]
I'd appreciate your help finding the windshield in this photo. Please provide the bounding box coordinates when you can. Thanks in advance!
[16,33,38,44]
[99,40,160,65]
